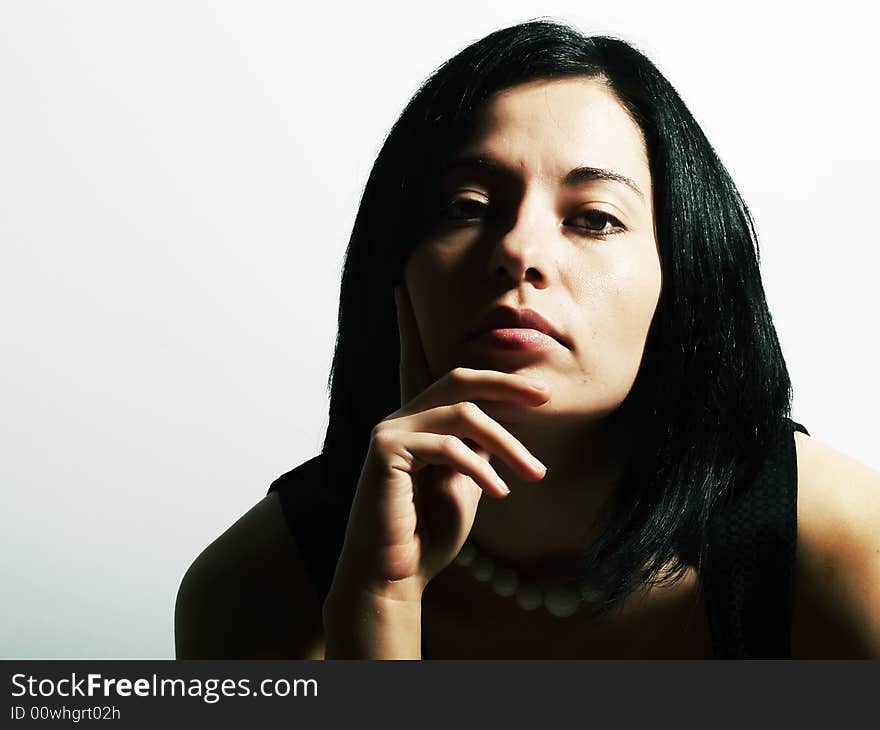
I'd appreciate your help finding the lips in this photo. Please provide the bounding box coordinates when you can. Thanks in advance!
[467,305,570,348]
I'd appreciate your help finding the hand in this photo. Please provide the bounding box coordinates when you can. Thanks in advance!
[330,283,550,605]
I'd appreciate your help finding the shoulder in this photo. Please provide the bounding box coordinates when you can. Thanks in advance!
[791,429,880,658]
[174,490,326,659]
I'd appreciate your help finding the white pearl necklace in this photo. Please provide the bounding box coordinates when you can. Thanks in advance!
[453,539,593,618]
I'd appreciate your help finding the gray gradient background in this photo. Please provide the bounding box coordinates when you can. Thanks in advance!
[2,1,878,658]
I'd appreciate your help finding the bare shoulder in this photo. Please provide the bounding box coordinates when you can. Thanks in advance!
[791,430,880,658]
[174,491,326,659]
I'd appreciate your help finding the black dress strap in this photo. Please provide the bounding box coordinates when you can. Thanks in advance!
[702,418,809,658]
[266,454,348,605]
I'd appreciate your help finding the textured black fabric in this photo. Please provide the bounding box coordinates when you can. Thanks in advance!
[267,454,348,604]
[267,418,808,658]
[703,419,809,658]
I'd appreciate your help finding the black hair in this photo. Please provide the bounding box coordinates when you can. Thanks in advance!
[319,17,792,617]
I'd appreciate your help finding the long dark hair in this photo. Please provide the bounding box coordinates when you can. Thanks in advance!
[318,18,792,617]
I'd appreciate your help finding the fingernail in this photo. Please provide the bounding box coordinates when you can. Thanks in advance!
[496,477,510,494]
[527,380,548,390]
[532,458,547,474]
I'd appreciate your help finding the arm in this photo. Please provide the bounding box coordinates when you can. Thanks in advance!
[791,432,880,658]
[175,493,326,659]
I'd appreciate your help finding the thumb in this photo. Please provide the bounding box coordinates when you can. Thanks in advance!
[395,283,433,409]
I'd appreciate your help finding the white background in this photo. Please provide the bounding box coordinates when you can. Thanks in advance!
[2,1,877,658]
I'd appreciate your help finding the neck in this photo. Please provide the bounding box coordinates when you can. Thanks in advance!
[469,407,633,576]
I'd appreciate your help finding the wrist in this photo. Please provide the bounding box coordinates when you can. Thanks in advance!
[323,585,423,660]
[329,548,428,605]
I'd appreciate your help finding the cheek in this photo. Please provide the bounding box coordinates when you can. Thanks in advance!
[590,253,662,363]
[403,258,457,370]
[404,247,446,304]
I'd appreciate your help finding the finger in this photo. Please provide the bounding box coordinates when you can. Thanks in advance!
[395,283,433,408]
[431,404,547,481]
[401,431,512,498]
[410,366,551,415]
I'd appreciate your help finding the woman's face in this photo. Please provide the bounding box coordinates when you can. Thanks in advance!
[403,76,661,424]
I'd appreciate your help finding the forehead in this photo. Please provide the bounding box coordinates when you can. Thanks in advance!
[449,77,650,189]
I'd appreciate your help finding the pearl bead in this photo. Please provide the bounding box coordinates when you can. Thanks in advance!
[545,585,582,617]
[471,555,494,582]
[454,542,477,567]
[492,567,519,597]
[515,582,543,610]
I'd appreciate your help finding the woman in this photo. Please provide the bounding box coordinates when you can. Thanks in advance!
[175,19,880,659]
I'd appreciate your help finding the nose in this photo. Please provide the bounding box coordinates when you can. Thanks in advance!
[485,191,555,289]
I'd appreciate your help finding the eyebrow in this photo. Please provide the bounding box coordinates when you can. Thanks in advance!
[444,154,646,202]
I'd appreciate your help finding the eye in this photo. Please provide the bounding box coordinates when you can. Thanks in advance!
[568,209,626,238]
[439,198,487,222]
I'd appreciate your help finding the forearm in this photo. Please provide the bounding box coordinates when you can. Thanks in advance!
[322,588,423,659]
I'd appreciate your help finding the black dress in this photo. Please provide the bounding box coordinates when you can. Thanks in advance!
[267,419,809,658]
